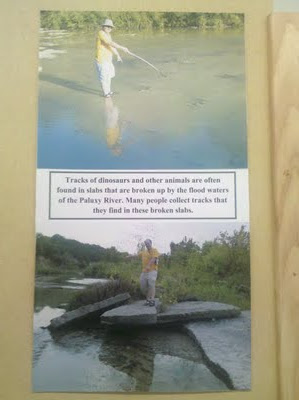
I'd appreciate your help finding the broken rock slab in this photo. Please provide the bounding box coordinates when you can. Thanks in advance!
[157,301,241,325]
[49,293,131,330]
[101,300,240,327]
[101,299,161,326]
[184,311,251,390]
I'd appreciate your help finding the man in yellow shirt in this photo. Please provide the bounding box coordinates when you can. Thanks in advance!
[139,239,160,306]
[95,19,130,98]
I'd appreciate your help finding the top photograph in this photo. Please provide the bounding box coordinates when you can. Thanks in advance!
[38,11,247,170]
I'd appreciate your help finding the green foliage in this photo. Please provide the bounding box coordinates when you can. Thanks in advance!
[35,255,81,276]
[68,279,141,310]
[35,233,128,274]
[83,259,139,282]
[36,227,250,310]
[204,226,250,287]
[35,256,56,275]
[158,227,250,309]
[40,11,244,32]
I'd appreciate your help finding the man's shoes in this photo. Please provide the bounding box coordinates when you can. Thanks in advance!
[144,300,155,306]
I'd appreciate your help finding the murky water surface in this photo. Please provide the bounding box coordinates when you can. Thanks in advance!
[33,275,229,392]
[38,30,246,170]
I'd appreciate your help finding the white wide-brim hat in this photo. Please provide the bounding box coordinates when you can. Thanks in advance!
[102,19,114,28]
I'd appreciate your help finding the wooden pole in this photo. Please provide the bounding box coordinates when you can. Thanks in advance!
[269,13,299,400]
[128,51,163,75]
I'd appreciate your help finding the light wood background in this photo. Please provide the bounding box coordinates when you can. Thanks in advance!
[270,13,299,400]
[0,1,278,400]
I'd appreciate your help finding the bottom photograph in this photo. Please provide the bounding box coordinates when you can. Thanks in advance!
[32,221,251,393]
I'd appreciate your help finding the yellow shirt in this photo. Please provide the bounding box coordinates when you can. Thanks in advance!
[140,248,160,272]
[96,30,113,64]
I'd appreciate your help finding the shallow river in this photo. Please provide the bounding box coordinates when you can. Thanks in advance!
[33,276,229,392]
[38,29,246,170]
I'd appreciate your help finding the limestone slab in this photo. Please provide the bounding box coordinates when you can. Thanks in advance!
[101,299,161,326]
[157,301,241,325]
[49,293,131,330]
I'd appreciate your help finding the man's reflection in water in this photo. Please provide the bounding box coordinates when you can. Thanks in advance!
[99,329,155,392]
[104,97,122,156]
[49,326,154,391]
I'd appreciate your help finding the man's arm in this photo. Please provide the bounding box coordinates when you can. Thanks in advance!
[144,256,159,271]
[148,257,158,265]
[111,40,129,53]
[111,47,122,62]
[100,31,129,53]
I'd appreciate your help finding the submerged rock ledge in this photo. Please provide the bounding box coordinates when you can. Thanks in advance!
[184,311,251,390]
[48,295,250,390]
[100,299,249,390]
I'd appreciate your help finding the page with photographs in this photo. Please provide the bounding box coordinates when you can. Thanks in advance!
[33,10,250,393]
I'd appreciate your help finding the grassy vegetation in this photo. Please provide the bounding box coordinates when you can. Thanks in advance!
[67,279,142,311]
[40,11,244,32]
[36,256,79,276]
[37,226,250,310]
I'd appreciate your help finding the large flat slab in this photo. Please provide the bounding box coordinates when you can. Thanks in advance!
[184,311,251,390]
[157,301,241,325]
[101,300,161,326]
[49,293,131,330]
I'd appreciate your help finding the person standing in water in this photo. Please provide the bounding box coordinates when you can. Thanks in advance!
[139,239,160,306]
[95,19,130,98]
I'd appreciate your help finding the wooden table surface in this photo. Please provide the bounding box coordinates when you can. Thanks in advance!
[270,13,299,400]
